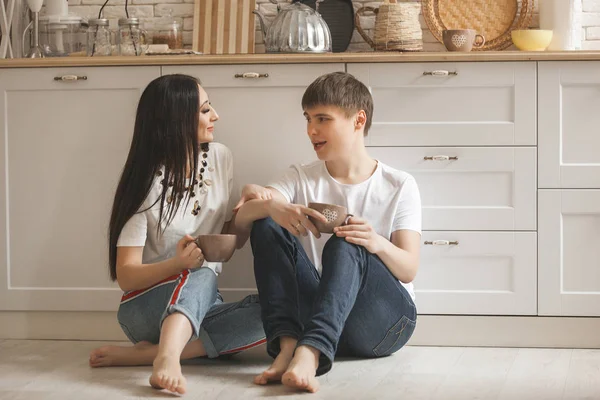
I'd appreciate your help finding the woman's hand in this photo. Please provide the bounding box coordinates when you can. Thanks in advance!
[333,216,385,254]
[269,201,327,238]
[233,184,273,212]
[175,235,204,270]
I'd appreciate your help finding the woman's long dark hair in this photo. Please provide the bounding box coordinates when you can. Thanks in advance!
[108,74,203,281]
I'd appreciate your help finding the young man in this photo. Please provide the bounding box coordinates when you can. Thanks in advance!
[234,72,421,393]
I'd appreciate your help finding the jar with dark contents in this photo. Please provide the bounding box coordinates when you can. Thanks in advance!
[152,19,183,50]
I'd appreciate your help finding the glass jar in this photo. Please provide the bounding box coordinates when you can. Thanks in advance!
[152,20,183,50]
[117,17,148,56]
[152,10,183,50]
[87,18,113,56]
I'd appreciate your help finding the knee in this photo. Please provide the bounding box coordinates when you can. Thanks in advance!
[250,217,283,246]
[322,234,362,259]
[187,268,218,297]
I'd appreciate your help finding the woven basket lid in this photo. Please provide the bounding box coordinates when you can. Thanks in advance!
[423,0,534,51]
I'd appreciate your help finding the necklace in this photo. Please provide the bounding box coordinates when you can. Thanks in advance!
[158,145,216,216]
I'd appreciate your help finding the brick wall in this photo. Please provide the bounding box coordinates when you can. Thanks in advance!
[65,0,600,51]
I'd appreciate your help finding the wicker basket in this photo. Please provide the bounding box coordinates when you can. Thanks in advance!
[422,0,535,51]
[355,3,423,52]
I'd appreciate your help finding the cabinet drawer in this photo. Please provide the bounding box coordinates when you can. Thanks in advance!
[415,231,537,315]
[163,64,344,88]
[370,147,536,231]
[0,66,161,90]
[348,62,536,146]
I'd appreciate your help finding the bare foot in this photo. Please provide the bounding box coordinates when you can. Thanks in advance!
[149,355,186,395]
[254,348,295,385]
[89,341,154,368]
[282,345,320,393]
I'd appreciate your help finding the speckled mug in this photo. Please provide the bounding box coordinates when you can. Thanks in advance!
[307,202,353,234]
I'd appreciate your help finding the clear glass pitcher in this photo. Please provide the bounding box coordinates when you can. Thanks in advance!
[87,18,113,56]
[117,17,148,56]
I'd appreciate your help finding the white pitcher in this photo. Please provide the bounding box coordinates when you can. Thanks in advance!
[539,0,582,50]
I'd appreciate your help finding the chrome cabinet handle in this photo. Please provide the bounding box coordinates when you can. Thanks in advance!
[234,72,269,79]
[422,70,458,76]
[54,75,88,82]
[424,155,459,161]
[424,240,459,246]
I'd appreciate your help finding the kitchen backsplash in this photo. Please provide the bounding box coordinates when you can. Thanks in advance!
[64,0,600,51]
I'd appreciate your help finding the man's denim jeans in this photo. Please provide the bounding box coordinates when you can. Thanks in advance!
[250,217,417,375]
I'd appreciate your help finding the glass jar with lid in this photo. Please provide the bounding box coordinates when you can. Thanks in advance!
[151,10,183,50]
[117,17,148,56]
[87,18,113,56]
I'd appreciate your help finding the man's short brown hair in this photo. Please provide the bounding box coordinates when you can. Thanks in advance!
[301,72,373,135]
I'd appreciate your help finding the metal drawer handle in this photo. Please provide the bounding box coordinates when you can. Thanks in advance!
[234,72,269,79]
[424,155,459,161]
[54,75,87,82]
[423,70,458,76]
[424,240,459,246]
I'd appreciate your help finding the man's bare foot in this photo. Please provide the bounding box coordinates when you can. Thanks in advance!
[282,345,320,393]
[149,354,186,395]
[254,336,297,385]
[89,341,154,368]
[254,348,294,385]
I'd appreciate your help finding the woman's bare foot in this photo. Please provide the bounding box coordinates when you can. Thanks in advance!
[149,354,187,395]
[254,336,297,385]
[282,345,320,393]
[89,341,154,367]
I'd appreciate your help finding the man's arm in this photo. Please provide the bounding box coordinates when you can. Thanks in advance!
[234,188,327,248]
[334,217,420,283]
[373,230,420,283]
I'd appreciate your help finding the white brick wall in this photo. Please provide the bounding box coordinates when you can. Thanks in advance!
[64,0,600,51]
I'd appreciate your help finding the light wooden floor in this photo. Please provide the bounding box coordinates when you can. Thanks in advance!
[0,340,599,399]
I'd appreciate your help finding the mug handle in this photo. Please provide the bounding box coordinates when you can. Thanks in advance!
[343,214,354,226]
[473,34,486,48]
[139,29,150,55]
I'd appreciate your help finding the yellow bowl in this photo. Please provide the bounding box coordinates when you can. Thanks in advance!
[511,29,553,51]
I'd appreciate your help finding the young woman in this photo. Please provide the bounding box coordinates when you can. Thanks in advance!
[89,74,268,395]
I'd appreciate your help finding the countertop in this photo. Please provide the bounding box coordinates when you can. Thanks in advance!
[2,50,600,68]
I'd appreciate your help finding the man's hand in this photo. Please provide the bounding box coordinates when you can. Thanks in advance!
[333,216,385,254]
[269,201,328,239]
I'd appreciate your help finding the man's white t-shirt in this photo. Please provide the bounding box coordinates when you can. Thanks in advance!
[117,142,237,275]
[268,160,421,300]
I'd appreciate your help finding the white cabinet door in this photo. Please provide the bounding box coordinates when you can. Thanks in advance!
[539,190,600,316]
[416,231,537,315]
[369,147,536,231]
[163,64,344,300]
[0,67,160,311]
[348,62,536,146]
[539,62,600,188]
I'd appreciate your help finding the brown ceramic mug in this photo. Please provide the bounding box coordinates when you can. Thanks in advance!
[307,202,353,234]
[442,29,485,52]
[195,234,237,262]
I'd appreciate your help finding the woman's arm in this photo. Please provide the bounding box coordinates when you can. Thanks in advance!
[116,235,204,292]
[226,188,285,249]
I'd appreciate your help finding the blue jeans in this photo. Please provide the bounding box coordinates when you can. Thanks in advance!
[117,267,266,358]
[250,218,417,375]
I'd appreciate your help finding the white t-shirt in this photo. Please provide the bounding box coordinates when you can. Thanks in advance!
[268,160,421,300]
[117,142,237,275]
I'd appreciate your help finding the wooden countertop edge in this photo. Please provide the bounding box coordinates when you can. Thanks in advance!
[2,51,600,68]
